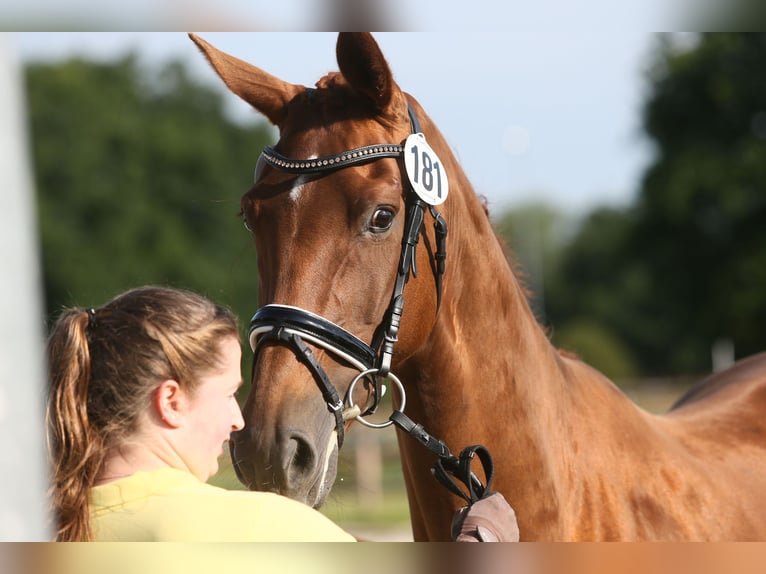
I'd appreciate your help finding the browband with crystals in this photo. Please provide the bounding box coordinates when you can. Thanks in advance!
[260,143,405,175]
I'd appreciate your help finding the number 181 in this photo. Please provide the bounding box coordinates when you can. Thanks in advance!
[410,144,443,199]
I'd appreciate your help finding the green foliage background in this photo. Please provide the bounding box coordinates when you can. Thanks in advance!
[492,34,766,379]
[28,55,270,362]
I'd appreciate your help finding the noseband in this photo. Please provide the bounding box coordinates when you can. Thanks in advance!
[248,102,447,448]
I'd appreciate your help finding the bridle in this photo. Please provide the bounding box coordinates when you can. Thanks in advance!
[247,101,447,449]
[246,97,495,505]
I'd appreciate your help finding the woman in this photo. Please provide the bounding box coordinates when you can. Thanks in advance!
[46,285,517,542]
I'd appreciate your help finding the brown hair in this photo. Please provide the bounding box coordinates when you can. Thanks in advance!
[46,286,239,541]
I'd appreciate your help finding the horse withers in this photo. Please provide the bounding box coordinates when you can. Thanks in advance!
[190,32,766,541]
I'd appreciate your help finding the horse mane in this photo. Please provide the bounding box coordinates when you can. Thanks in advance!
[479,193,568,354]
[480,194,537,316]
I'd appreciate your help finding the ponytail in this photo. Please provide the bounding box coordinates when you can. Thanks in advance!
[46,309,103,541]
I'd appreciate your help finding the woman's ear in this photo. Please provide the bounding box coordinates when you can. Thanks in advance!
[154,379,186,428]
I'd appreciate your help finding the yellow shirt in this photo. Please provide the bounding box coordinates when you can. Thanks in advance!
[90,467,356,542]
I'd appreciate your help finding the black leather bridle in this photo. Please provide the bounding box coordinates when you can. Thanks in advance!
[247,98,496,504]
[248,101,447,449]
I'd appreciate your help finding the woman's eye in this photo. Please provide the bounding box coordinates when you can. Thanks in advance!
[369,207,395,232]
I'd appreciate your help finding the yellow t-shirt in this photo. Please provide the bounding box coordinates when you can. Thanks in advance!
[90,467,356,542]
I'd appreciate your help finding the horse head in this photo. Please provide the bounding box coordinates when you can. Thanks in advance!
[191,33,450,508]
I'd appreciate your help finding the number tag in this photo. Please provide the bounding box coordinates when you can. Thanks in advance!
[404,133,449,206]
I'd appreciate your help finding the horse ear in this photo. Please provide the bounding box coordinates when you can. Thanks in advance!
[188,33,302,127]
[336,33,395,113]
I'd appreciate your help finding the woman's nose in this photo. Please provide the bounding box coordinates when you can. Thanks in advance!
[232,402,245,431]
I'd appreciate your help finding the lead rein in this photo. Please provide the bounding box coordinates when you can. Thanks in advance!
[388,410,494,506]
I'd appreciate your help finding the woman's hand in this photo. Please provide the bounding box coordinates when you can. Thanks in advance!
[451,492,520,542]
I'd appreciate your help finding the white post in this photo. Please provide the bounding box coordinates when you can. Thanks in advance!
[712,337,735,373]
[354,429,384,510]
[0,33,50,541]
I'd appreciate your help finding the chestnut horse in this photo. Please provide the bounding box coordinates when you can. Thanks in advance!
[191,33,766,541]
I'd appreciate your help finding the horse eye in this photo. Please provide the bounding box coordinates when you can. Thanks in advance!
[240,210,254,233]
[369,207,395,232]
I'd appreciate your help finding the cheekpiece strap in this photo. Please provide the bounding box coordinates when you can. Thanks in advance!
[407,101,422,134]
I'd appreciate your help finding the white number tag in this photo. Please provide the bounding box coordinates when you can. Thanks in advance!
[403,133,449,206]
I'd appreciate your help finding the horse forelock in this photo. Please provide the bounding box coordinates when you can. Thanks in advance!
[293,70,407,132]
[315,71,346,91]
[272,98,410,174]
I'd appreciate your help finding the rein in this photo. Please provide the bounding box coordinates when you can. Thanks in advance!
[248,101,491,503]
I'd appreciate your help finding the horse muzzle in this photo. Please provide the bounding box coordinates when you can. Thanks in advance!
[248,304,386,447]
[231,305,383,507]
[230,412,339,509]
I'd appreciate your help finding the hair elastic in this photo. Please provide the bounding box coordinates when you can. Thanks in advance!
[87,308,97,330]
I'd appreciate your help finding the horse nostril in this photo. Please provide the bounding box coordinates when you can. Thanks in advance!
[286,431,317,483]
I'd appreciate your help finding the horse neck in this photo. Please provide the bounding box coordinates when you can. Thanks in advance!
[398,161,578,538]
[407,119,565,423]
[395,117,647,539]
[402,123,590,483]
[424,167,565,421]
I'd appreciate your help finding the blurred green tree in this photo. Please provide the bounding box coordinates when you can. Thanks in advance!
[497,34,766,378]
[26,55,270,352]
[544,206,643,380]
[529,34,766,377]
[629,33,766,373]
[493,201,570,324]
[496,204,641,381]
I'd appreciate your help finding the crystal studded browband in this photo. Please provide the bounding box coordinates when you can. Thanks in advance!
[260,143,405,175]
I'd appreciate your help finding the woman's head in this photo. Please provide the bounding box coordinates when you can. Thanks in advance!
[46,286,241,541]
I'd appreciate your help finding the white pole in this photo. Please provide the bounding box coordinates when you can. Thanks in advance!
[0,33,50,541]
[712,337,735,373]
